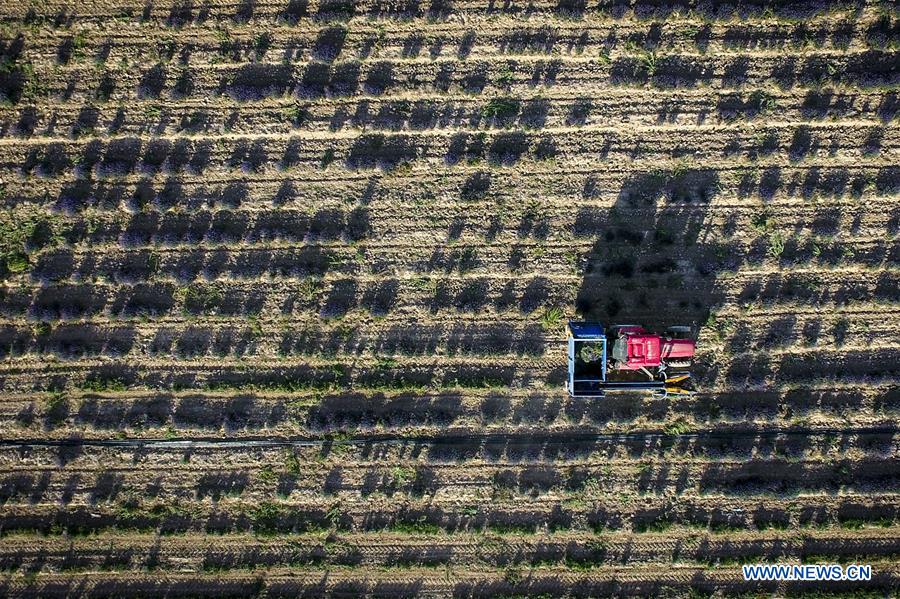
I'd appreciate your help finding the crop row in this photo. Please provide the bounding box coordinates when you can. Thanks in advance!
[3,47,898,107]
[2,376,896,431]
[2,454,898,503]
[0,530,897,576]
[14,11,897,66]
[4,126,896,183]
[18,235,898,280]
[5,167,898,225]
[1,423,889,463]
[3,0,883,23]
[0,305,894,356]
[2,88,897,143]
[0,493,896,537]
[0,341,893,390]
[3,265,897,317]
[3,569,898,599]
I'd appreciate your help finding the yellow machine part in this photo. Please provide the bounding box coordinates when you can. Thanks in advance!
[664,387,694,395]
[664,374,694,395]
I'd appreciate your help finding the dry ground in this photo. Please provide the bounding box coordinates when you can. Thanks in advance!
[0,0,898,596]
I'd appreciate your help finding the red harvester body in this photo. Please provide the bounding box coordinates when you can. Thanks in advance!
[610,326,696,371]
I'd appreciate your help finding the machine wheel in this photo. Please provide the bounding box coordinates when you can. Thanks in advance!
[665,325,693,339]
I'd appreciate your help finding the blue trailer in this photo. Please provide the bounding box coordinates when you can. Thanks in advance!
[566,320,695,398]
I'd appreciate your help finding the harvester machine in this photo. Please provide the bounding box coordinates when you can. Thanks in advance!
[566,321,696,397]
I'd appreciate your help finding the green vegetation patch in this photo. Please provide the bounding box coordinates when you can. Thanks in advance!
[0,209,65,277]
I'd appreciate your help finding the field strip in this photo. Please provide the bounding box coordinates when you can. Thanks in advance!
[4,118,900,145]
[0,1,898,594]
[4,304,900,328]
[1,424,896,449]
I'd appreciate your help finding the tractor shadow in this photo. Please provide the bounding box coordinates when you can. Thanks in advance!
[574,167,733,366]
